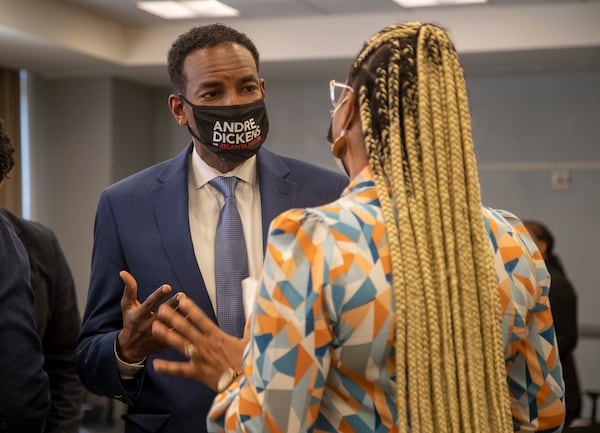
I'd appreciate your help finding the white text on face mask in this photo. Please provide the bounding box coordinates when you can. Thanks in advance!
[212,119,261,146]
[213,128,261,146]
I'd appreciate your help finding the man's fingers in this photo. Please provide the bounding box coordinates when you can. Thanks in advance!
[140,283,173,315]
[119,270,173,315]
[119,270,139,306]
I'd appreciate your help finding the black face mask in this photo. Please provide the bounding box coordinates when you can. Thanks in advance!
[179,95,269,162]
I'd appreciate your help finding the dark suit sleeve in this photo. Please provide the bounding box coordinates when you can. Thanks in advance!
[0,216,49,433]
[548,265,578,357]
[336,176,348,197]
[40,229,85,433]
[75,191,145,403]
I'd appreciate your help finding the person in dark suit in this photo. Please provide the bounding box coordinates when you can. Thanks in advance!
[524,220,582,427]
[0,119,84,433]
[0,121,49,433]
[75,24,348,433]
[0,209,85,433]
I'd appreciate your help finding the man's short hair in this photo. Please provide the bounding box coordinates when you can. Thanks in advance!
[167,23,260,95]
[0,119,15,181]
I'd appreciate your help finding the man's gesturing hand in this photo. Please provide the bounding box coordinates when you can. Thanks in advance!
[116,270,173,363]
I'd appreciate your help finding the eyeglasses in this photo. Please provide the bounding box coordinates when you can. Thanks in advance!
[327,80,354,144]
[329,80,354,108]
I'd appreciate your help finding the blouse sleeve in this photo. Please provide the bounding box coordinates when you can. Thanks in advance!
[488,209,565,433]
[208,208,338,433]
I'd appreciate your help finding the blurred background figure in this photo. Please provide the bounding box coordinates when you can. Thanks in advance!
[0,207,50,433]
[524,220,582,427]
[0,118,84,433]
[0,208,85,433]
[0,120,50,432]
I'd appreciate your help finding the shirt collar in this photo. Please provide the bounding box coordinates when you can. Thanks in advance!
[190,145,257,189]
[342,165,392,197]
[343,165,375,195]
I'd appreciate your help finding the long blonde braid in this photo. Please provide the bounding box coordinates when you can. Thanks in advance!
[349,22,513,432]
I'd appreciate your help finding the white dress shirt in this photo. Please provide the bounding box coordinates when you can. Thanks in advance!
[188,147,263,314]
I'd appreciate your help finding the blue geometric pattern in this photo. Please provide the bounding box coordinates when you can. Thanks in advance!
[208,167,564,433]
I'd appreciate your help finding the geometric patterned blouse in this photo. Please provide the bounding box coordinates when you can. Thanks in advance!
[208,166,565,433]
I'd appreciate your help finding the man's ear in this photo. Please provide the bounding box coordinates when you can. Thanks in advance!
[260,78,266,98]
[168,94,187,126]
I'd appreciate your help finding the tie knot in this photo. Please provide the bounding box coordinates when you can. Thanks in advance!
[210,176,238,199]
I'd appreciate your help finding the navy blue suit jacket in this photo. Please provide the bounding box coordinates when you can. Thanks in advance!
[76,145,347,433]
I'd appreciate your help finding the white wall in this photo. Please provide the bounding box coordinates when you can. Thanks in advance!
[31,76,113,316]
[468,71,600,324]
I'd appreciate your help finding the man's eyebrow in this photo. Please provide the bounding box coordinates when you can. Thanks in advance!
[238,74,259,84]
[195,75,257,90]
[196,80,222,90]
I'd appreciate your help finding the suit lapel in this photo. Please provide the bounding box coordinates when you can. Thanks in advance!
[150,144,216,320]
[0,210,22,237]
[257,149,297,251]
[148,147,294,318]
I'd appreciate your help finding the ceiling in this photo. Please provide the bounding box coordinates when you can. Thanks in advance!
[48,0,597,24]
[1,0,599,86]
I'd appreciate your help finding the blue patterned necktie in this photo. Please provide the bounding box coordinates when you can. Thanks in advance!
[209,176,247,338]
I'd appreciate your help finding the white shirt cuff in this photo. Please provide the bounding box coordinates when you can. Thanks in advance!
[114,339,146,380]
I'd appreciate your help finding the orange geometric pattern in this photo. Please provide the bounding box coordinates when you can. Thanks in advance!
[485,208,565,432]
[208,168,564,432]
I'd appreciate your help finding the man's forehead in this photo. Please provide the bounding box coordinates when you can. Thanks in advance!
[195,74,259,90]
[184,49,258,84]
[190,42,256,66]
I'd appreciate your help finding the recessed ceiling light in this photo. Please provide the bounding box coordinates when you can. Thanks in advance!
[393,0,486,7]
[393,0,438,6]
[137,1,196,19]
[182,1,240,17]
[137,1,239,19]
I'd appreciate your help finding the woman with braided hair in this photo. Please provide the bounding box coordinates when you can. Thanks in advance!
[150,22,565,432]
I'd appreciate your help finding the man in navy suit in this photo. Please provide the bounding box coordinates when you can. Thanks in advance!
[75,24,347,433]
